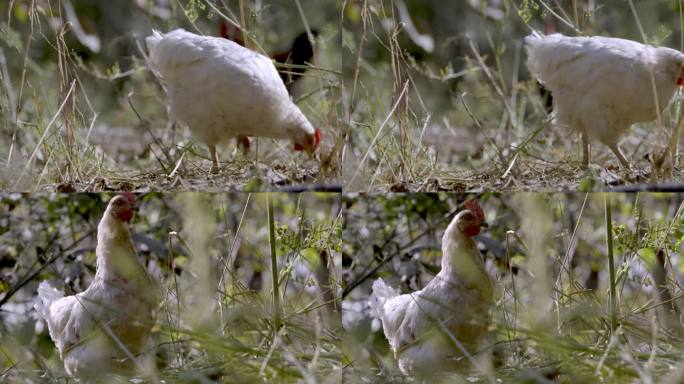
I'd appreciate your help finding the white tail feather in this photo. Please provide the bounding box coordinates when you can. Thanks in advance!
[369,278,399,316]
[34,281,63,320]
[145,29,164,53]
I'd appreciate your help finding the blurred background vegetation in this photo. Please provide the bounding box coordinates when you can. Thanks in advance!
[0,192,342,382]
[342,0,684,191]
[342,193,684,383]
[0,0,341,191]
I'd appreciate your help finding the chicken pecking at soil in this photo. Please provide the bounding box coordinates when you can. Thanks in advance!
[525,32,684,169]
[146,29,321,174]
[369,199,493,376]
[34,194,159,378]
[218,22,319,153]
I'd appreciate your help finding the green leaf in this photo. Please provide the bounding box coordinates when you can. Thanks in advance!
[637,247,656,268]
[300,248,320,269]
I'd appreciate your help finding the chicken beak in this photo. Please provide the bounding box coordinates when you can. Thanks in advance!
[480,221,489,229]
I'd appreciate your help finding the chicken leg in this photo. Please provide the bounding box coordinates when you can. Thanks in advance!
[209,145,219,174]
[607,142,631,168]
[236,135,251,154]
[581,132,591,167]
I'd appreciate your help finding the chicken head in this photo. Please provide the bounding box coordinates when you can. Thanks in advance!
[457,199,488,237]
[294,127,321,157]
[107,193,135,223]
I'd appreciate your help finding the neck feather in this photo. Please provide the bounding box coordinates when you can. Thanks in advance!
[95,215,140,280]
[285,107,312,136]
[439,226,485,282]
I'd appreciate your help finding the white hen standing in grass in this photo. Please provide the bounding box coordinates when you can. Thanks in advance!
[369,200,493,376]
[525,33,684,168]
[35,194,159,377]
[146,29,320,174]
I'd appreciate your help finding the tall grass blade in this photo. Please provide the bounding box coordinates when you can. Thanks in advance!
[605,194,618,332]
[268,193,282,332]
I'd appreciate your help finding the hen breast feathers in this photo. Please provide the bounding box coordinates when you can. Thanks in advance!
[525,33,684,166]
[35,196,158,377]
[369,208,493,375]
[146,29,314,146]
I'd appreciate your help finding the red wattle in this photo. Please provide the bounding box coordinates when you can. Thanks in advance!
[118,210,133,223]
[314,128,321,146]
[294,143,304,151]
[678,78,684,86]
[464,226,481,237]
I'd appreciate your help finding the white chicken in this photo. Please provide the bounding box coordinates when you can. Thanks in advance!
[525,33,684,168]
[146,29,321,173]
[34,194,159,377]
[369,200,493,376]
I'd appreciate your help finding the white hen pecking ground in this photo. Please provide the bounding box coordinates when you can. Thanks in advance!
[0,1,342,192]
[343,0,684,192]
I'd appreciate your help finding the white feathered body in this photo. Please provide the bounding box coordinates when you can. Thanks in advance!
[35,213,158,377]
[145,29,314,145]
[369,227,492,375]
[525,33,684,148]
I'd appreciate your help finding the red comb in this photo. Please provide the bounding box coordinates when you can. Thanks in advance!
[464,199,484,221]
[120,192,135,205]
